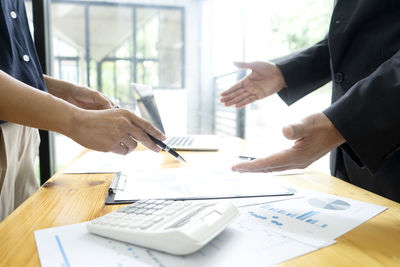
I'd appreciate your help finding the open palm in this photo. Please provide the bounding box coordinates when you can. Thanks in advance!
[220,61,286,108]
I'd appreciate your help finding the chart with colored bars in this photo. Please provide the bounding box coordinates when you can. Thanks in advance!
[249,204,328,229]
[251,197,353,228]
[241,192,388,249]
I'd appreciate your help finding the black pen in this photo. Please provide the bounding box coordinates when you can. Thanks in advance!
[238,155,256,161]
[147,134,186,163]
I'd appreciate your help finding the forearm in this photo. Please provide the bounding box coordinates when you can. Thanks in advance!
[44,74,78,101]
[0,71,79,136]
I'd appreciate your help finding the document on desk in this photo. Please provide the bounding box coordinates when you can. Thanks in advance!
[34,189,385,266]
[113,168,293,201]
[240,189,387,247]
[34,220,330,267]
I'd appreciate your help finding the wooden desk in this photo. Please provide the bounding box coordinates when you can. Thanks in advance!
[1,137,400,266]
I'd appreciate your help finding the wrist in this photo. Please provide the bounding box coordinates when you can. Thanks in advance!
[61,104,84,138]
[271,63,287,93]
[320,112,346,147]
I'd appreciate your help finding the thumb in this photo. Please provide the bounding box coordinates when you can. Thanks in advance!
[233,61,254,70]
[282,123,307,140]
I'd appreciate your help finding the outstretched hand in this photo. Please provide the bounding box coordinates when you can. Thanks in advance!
[232,113,345,172]
[220,61,286,108]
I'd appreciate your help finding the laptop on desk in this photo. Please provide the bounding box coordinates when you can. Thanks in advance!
[131,83,220,151]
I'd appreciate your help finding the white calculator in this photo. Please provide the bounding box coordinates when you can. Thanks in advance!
[87,199,239,255]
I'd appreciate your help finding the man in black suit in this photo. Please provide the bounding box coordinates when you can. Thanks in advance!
[220,0,400,202]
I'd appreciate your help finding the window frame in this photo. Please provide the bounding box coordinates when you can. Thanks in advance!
[51,0,185,90]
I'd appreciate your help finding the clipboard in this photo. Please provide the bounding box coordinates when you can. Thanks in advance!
[106,172,131,205]
[105,171,294,205]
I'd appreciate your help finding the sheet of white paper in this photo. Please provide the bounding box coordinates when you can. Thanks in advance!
[230,194,304,208]
[114,168,292,201]
[34,222,150,267]
[35,218,327,267]
[63,151,163,174]
[240,189,387,247]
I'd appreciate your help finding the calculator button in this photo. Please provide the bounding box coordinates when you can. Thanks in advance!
[135,208,146,214]
[152,216,164,223]
[143,209,155,215]
[131,214,145,220]
[139,221,154,229]
[126,209,139,214]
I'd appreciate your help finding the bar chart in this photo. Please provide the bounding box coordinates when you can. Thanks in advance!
[249,204,329,229]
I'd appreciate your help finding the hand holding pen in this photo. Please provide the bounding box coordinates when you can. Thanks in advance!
[113,105,186,162]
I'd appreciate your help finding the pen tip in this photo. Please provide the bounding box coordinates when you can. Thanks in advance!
[179,156,186,163]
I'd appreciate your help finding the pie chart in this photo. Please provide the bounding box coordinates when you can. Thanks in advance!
[307,198,351,210]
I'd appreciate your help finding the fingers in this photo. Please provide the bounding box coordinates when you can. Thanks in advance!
[235,95,258,108]
[128,111,166,141]
[107,108,165,154]
[97,92,114,109]
[282,122,308,140]
[220,61,255,99]
[89,89,115,110]
[125,122,162,153]
[232,150,303,173]
[115,141,132,155]
[220,80,244,98]
[222,88,250,106]
[121,135,138,154]
[233,61,254,69]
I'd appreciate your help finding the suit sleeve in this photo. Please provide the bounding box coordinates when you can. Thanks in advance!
[323,50,400,173]
[274,38,332,105]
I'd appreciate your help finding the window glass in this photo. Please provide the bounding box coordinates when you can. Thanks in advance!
[48,0,185,171]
